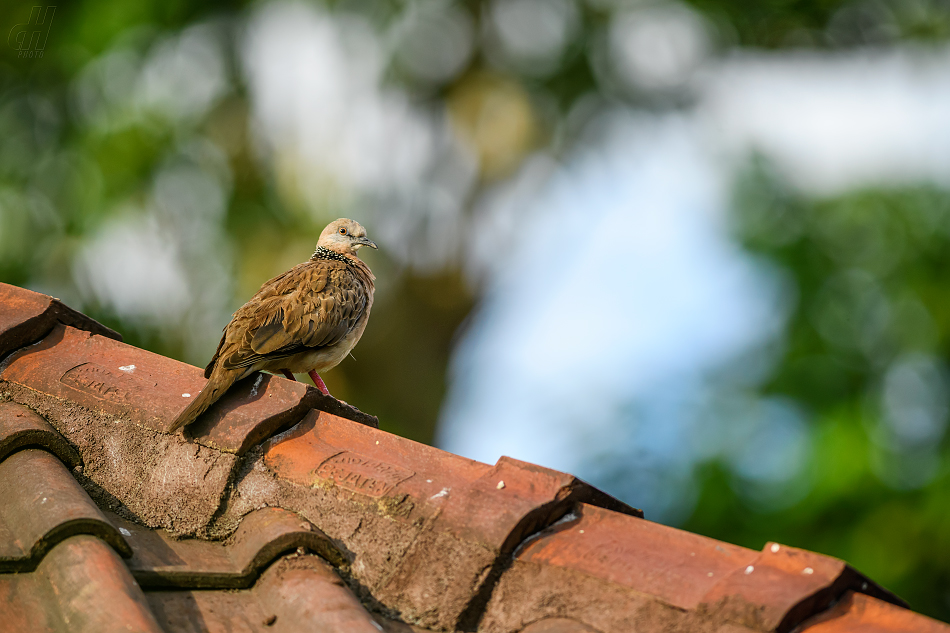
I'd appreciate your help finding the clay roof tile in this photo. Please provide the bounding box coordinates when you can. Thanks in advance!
[1,282,948,633]
[0,441,131,571]
[115,507,345,589]
[0,535,163,633]
[259,409,642,630]
[145,554,385,633]
[0,401,80,469]
[0,282,120,359]
[797,591,949,633]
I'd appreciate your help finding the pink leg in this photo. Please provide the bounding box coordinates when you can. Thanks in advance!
[280,369,296,381]
[308,370,331,396]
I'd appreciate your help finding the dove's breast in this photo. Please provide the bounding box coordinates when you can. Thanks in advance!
[256,258,375,376]
[275,312,371,374]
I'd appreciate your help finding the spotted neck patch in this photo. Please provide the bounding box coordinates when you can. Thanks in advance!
[312,245,356,265]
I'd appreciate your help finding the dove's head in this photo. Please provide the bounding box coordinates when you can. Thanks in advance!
[318,218,378,257]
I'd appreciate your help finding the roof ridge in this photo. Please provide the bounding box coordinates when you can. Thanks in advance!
[0,282,120,361]
[0,281,946,633]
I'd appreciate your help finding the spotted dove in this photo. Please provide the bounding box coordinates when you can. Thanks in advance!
[168,218,377,433]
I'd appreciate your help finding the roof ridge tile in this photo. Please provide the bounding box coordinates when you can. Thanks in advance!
[481,503,950,633]
[1,323,338,536]
[1,324,322,452]
[0,282,120,361]
[0,534,162,633]
[0,448,132,572]
[798,591,949,633]
[113,507,346,589]
[0,401,81,469]
[1,283,945,633]
[699,541,909,632]
[256,410,641,630]
[145,553,385,633]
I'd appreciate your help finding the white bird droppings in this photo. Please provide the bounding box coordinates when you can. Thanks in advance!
[426,479,432,483]
[579,529,584,534]
[496,481,506,490]
[745,565,754,575]
[376,441,379,445]
[41,497,47,504]
[119,527,132,536]
[182,393,191,398]
[118,365,136,373]
[803,567,814,575]
[249,374,263,397]
[430,487,450,501]
[770,543,780,553]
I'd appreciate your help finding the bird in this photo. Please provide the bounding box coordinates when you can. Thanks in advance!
[168,218,377,433]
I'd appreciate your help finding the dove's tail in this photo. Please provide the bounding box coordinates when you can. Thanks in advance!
[167,367,243,433]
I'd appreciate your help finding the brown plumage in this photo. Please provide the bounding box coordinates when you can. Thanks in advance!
[168,218,377,433]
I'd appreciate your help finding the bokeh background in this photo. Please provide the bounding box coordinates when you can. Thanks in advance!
[3,0,950,621]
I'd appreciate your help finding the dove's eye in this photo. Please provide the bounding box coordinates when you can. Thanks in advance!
[339,227,348,235]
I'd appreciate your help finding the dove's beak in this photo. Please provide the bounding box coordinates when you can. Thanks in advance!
[357,237,378,250]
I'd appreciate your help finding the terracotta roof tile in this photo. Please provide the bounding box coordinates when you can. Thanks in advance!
[798,591,949,633]
[1,323,372,454]
[113,507,345,589]
[480,503,920,633]
[1,282,948,633]
[0,535,162,633]
[0,282,121,359]
[0,324,372,536]
[256,409,641,630]
[0,422,387,632]
[513,501,757,609]
[145,554,384,633]
[3,331,242,535]
[0,446,130,572]
[0,401,80,469]
[701,539,903,632]
[519,619,601,633]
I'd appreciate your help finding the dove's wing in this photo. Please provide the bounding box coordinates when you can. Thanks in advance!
[205,258,371,376]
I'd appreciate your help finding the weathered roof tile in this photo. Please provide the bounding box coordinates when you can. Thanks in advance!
[114,507,344,589]
[2,335,241,535]
[0,535,162,633]
[799,591,948,633]
[258,409,641,630]
[145,554,383,633]
[1,283,947,633]
[0,401,80,468]
[481,503,924,633]
[0,447,131,571]
[517,502,757,610]
[1,324,320,453]
[0,282,120,359]
[701,540,905,632]
[1,324,348,536]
